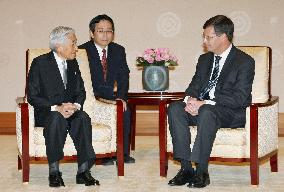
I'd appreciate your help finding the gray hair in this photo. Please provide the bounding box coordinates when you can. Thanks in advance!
[49,26,75,51]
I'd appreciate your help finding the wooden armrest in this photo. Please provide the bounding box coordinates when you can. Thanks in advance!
[95,96,116,105]
[251,96,279,107]
[95,96,125,107]
[160,98,183,106]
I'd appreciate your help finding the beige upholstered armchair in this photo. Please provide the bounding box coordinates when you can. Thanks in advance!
[16,49,125,183]
[159,46,279,185]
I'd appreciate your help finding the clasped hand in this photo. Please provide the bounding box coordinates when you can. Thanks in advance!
[56,102,77,118]
[184,97,205,116]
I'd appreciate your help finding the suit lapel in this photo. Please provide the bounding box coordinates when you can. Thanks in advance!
[66,60,73,89]
[89,41,101,62]
[66,59,80,91]
[200,53,214,91]
[46,52,65,90]
[89,42,104,81]
[216,46,237,87]
[106,43,115,81]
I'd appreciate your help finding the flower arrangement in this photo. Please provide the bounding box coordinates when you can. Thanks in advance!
[136,48,178,67]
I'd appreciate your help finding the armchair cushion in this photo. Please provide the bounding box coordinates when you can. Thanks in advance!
[167,109,249,158]
[238,47,269,103]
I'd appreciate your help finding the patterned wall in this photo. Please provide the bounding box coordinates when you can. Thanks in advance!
[0,0,283,111]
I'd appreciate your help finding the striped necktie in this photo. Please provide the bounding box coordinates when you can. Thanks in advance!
[199,55,221,100]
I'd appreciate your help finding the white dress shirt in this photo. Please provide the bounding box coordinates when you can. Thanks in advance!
[53,52,68,86]
[207,44,232,101]
[94,43,108,60]
[51,52,81,111]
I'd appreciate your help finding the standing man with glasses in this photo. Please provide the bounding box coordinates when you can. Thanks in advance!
[79,14,135,165]
[167,15,255,188]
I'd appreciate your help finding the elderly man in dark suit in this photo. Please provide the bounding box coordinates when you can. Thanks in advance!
[27,26,99,187]
[79,14,135,165]
[168,15,255,188]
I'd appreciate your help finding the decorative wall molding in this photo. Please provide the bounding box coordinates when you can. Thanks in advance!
[0,112,16,135]
[1,111,284,136]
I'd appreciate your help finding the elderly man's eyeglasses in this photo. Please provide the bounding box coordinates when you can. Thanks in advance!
[96,29,114,35]
[202,34,220,41]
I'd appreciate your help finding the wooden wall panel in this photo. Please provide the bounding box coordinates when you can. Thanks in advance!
[0,112,16,135]
[136,111,159,136]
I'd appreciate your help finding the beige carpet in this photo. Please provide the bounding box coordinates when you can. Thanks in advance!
[0,135,283,192]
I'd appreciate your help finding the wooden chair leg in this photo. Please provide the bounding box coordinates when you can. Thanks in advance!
[270,152,278,172]
[160,152,168,177]
[22,153,30,182]
[21,103,30,182]
[250,158,259,185]
[249,105,259,185]
[18,155,22,170]
[117,100,124,176]
[117,155,124,176]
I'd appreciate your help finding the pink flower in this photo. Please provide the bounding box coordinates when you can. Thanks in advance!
[170,55,178,62]
[136,48,178,66]
[155,54,163,61]
[146,57,154,64]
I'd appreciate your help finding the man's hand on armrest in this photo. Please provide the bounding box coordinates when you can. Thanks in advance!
[116,98,127,112]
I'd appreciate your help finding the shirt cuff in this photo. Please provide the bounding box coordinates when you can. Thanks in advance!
[74,103,81,110]
[183,96,190,103]
[51,105,57,111]
[204,100,216,105]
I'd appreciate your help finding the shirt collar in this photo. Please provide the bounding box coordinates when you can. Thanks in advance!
[215,43,232,60]
[53,52,66,66]
[94,43,108,56]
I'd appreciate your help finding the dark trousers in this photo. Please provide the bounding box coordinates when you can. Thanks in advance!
[43,110,96,168]
[168,101,239,166]
[124,107,131,156]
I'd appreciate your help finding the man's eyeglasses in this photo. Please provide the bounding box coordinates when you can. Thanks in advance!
[96,29,114,35]
[202,34,220,41]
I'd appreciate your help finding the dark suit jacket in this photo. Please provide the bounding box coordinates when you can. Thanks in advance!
[27,51,86,127]
[79,41,130,101]
[185,45,255,127]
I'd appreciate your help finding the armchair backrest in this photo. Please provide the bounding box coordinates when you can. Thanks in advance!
[25,49,95,118]
[237,46,271,103]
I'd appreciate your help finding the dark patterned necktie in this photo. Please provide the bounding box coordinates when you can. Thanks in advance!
[199,55,222,100]
[101,49,107,81]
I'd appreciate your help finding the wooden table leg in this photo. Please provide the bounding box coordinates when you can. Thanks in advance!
[159,101,168,177]
[130,104,136,151]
